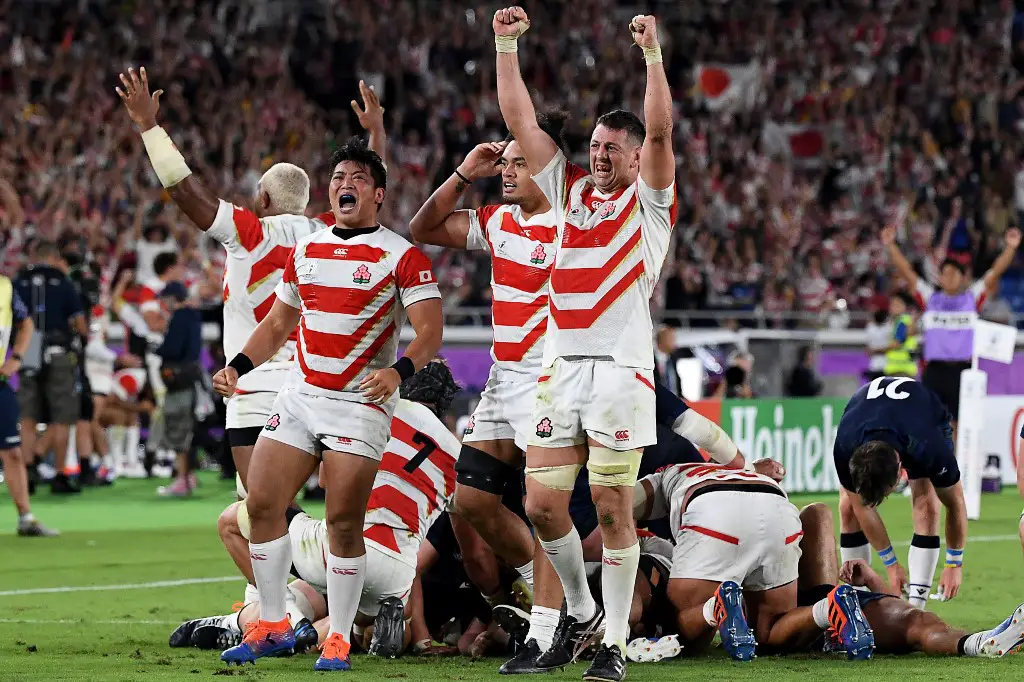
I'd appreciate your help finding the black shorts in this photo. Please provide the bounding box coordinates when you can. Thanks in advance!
[227,426,262,449]
[922,361,970,419]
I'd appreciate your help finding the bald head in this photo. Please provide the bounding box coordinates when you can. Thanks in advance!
[256,163,310,217]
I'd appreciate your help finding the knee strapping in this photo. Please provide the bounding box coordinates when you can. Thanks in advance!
[236,500,252,540]
[588,447,642,488]
[524,463,582,491]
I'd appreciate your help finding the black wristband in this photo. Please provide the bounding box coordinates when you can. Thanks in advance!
[454,169,473,185]
[228,353,255,377]
[391,356,415,382]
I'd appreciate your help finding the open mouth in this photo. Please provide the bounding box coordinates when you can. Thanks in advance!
[502,181,517,194]
[594,162,612,177]
[338,193,357,212]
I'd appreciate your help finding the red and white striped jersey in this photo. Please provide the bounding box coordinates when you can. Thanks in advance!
[363,399,462,567]
[276,226,440,398]
[641,462,786,537]
[207,200,335,393]
[111,368,149,403]
[533,150,678,369]
[466,204,557,377]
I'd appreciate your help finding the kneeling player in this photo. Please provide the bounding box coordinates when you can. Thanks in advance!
[633,460,807,661]
[772,504,1024,658]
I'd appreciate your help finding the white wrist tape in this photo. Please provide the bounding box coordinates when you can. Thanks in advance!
[495,35,519,53]
[642,45,663,65]
[141,126,192,188]
[673,410,738,464]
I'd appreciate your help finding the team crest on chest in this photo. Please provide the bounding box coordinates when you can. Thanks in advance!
[530,244,547,265]
[353,265,372,284]
[598,201,616,218]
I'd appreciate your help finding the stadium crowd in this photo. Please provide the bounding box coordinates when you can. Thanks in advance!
[3,0,1024,327]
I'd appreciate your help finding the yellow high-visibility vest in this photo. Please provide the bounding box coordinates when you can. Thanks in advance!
[884,313,919,377]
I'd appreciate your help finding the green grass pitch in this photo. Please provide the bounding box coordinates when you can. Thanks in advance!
[2,476,1024,681]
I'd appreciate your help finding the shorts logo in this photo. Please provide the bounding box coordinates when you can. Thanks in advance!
[464,416,475,435]
[337,437,352,445]
[264,414,281,431]
[599,202,616,218]
[536,417,553,438]
[353,265,372,284]
[332,567,359,576]
[614,429,630,442]
[530,244,547,265]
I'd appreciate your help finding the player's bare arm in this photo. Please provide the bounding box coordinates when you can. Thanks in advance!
[839,559,891,594]
[212,299,300,398]
[359,298,443,405]
[0,313,33,381]
[982,227,1021,290]
[116,66,220,230]
[881,224,919,291]
[631,15,674,190]
[934,482,967,600]
[493,7,558,174]
[351,80,387,167]
[409,142,507,248]
[847,489,907,595]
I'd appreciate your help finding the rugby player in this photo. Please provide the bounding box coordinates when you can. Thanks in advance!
[493,9,676,680]
[832,376,967,609]
[767,504,1024,658]
[117,66,386,494]
[171,362,460,658]
[212,135,442,671]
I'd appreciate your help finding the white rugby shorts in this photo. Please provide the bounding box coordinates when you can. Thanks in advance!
[669,489,802,591]
[226,390,279,430]
[462,365,537,451]
[527,358,656,451]
[259,386,392,461]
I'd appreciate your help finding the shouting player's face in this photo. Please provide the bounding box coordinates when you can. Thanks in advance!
[497,141,544,209]
[590,125,641,193]
[329,161,385,227]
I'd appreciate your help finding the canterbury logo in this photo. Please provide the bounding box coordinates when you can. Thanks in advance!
[332,568,359,575]
[603,557,622,566]
[334,248,348,256]
[250,553,267,561]
[614,430,630,441]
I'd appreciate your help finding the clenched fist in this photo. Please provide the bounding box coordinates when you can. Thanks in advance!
[213,367,239,398]
[493,6,531,38]
[629,15,659,49]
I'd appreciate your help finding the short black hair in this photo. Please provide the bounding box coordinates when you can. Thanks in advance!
[849,440,901,507]
[154,252,179,277]
[328,137,387,191]
[34,240,60,262]
[595,109,646,147]
[892,291,915,309]
[505,111,569,152]
[940,258,966,276]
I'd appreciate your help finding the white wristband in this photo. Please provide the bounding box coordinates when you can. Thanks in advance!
[140,125,192,188]
[642,45,663,65]
[495,35,518,53]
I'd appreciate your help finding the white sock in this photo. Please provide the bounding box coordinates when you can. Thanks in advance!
[839,533,871,566]
[962,631,987,657]
[908,535,940,609]
[515,560,535,588]
[811,598,830,629]
[600,542,640,652]
[108,426,125,468]
[244,583,260,604]
[702,597,718,627]
[19,512,34,524]
[526,605,560,651]
[215,612,242,634]
[249,535,291,623]
[124,425,141,467]
[539,527,597,621]
[326,552,366,642]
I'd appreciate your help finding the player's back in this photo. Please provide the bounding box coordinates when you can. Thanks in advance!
[208,202,334,390]
[537,154,677,369]
[364,399,461,566]
[467,203,557,378]
[839,377,947,445]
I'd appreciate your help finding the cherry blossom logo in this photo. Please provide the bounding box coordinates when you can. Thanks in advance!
[530,244,547,265]
[264,414,281,431]
[464,416,475,435]
[600,202,616,218]
[535,417,553,438]
[353,265,372,284]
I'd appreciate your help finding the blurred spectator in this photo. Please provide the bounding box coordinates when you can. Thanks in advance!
[786,345,823,398]
[654,326,681,396]
[864,307,892,382]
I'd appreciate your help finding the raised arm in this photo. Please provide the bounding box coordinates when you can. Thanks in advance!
[493,7,558,174]
[982,227,1021,290]
[350,80,388,168]
[0,177,24,228]
[409,142,507,248]
[631,16,674,190]
[881,224,919,291]
[117,67,220,230]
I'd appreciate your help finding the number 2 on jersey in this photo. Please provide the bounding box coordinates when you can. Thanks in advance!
[405,431,438,472]
[867,376,914,400]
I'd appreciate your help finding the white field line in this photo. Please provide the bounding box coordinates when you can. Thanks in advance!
[0,575,240,597]
[0,618,178,625]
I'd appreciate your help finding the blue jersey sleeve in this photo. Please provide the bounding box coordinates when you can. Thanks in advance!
[11,290,28,325]
[893,320,908,344]
[926,418,960,488]
[655,382,689,428]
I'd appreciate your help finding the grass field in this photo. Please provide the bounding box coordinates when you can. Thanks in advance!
[2,476,1024,681]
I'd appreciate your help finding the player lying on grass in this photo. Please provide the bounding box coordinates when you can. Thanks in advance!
[767,503,1024,658]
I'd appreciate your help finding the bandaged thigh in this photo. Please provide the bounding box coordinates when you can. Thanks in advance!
[524,463,582,490]
[588,447,642,487]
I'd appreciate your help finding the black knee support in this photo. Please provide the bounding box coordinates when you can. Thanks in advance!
[455,444,518,495]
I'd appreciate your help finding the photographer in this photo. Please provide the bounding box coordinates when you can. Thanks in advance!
[14,241,89,495]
